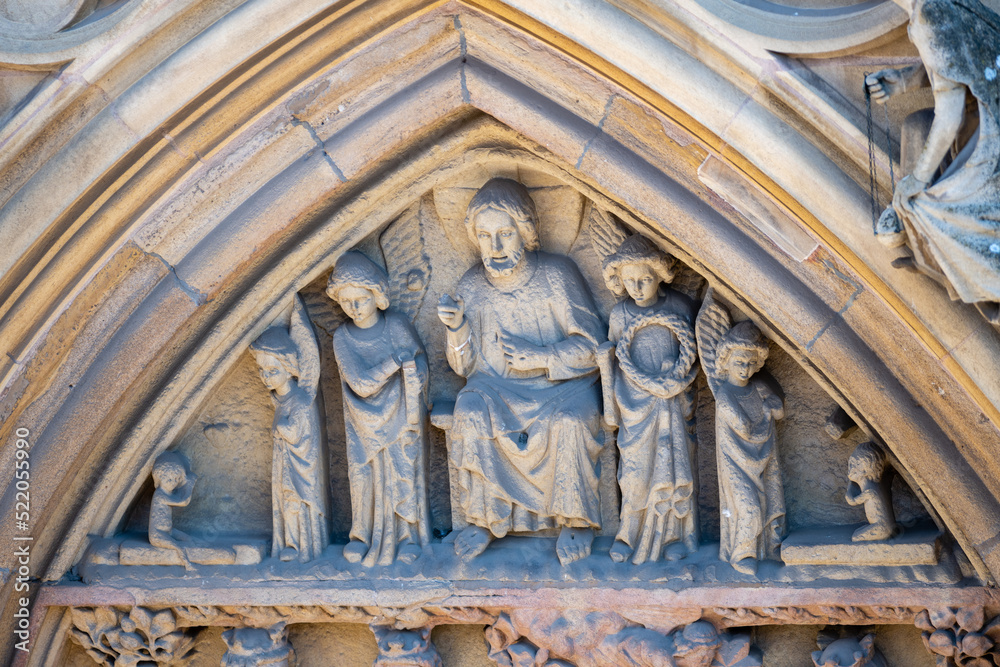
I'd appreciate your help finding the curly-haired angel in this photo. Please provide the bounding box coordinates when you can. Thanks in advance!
[328,251,431,566]
[696,290,785,575]
[250,295,330,563]
[595,230,700,565]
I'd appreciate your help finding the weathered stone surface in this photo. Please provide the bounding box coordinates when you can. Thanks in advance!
[4,2,1000,666]
[780,526,941,566]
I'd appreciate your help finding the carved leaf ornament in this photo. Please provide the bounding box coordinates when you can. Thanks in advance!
[70,607,199,666]
[616,311,698,398]
[917,607,1000,666]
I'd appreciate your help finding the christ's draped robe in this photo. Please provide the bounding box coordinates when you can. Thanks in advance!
[446,251,606,536]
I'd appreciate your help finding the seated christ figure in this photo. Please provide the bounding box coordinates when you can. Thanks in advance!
[437,178,606,565]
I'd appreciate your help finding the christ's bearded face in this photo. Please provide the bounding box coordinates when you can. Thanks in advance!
[474,208,525,278]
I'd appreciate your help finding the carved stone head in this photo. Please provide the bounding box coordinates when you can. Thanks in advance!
[848,442,887,483]
[465,178,540,278]
[602,234,677,302]
[249,328,301,392]
[326,251,391,322]
[151,451,190,493]
[717,320,769,386]
[811,634,884,667]
[672,621,722,667]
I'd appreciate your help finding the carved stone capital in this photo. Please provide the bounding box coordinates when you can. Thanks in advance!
[221,622,294,666]
[69,607,200,666]
[916,607,1000,666]
[371,623,443,667]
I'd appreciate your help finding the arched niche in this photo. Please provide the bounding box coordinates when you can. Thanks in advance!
[2,0,1000,663]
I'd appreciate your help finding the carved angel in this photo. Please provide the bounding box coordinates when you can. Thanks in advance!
[249,294,330,563]
[589,207,700,565]
[327,251,431,566]
[696,290,785,575]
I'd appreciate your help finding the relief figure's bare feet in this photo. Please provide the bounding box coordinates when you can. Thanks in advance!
[454,524,494,561]
[556,526,594,565]
[609,539,632,563]
[396,542,422,564]
[343,540,367,564]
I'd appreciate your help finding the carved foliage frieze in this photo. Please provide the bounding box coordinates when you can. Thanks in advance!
[69,607,200,666]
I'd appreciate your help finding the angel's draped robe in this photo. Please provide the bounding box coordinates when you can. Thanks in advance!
[609,292,698,564]
[446,251,606,536]
[270,381,330,562]
[715,378,785,566]
[333,310,431,566]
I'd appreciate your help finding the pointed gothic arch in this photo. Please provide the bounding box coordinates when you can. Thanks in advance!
[2,0,1000,663]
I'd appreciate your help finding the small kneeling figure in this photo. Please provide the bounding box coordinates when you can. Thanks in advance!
[149,452,197,571]
[845,442,899,542]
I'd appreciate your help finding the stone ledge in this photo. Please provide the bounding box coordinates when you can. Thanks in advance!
[781,525,942,567]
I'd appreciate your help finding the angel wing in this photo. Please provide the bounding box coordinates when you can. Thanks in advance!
[288,294,320,399]
[298,284,345,341]
[586,203,629,262]
[380,205,430,323]
[695,287,732,397]
[671,262,706,300]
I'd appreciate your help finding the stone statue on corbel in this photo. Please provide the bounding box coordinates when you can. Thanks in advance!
[865,0,1000,324]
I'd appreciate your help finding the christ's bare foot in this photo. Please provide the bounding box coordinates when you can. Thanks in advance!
[343,540,367,564]
[397,542,422,564]
[732,556,757,576]
[609,539,632,563]
[454,525,493,561]
[556,527,594,565]
[663,542,688,562]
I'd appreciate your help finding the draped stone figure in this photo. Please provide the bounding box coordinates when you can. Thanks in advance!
[437,178,606,565]
[596,234,699,565]
[867,0,1000,310]
[250,296,330,563]
[696,291,785,576]
[328,251,431,566]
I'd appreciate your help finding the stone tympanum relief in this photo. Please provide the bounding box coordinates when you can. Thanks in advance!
[328,251,432,566]
[846,441,900,542]
[68,168,957,666]
[250,295,330,563]
[437,178,607,566]
[591,214,700,565]
[696,291,785,576]
[867,0,1000,315]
